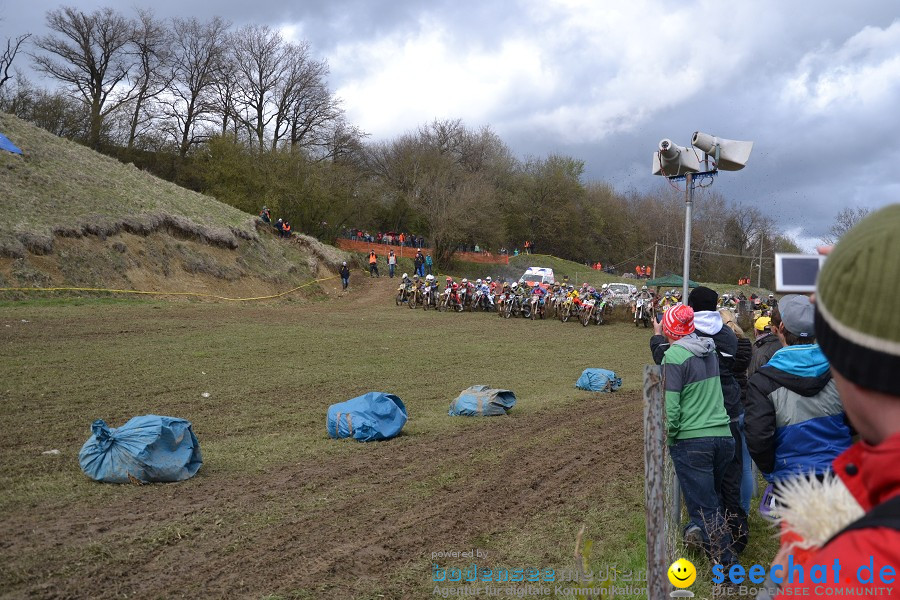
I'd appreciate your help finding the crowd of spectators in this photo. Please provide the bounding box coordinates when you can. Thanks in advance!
[259,207,293,238]
[342,227,427,249]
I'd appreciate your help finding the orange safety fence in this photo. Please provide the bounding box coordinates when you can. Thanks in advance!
[335,239,509,265]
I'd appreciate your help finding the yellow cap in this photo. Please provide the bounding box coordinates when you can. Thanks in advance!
[755,316,772,331]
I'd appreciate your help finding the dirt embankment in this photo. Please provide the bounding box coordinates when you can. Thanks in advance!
[0,225,355,300]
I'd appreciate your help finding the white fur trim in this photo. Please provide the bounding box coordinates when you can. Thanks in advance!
[773,473,864,550]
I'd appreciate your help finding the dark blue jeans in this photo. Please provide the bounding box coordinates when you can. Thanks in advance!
[669,436,736,566]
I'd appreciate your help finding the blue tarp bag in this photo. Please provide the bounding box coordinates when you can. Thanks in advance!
[449,385,517,416]
[0,132,23,155]
[78,415,202,483]
[327,392,408,442]
[575,368,622,392]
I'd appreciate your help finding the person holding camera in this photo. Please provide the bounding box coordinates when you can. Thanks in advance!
[760,205,900,599]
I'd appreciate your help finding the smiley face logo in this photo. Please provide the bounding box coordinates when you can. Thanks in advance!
[668,558,696,588]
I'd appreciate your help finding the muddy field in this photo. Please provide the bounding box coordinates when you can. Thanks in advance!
[0,278,663,599]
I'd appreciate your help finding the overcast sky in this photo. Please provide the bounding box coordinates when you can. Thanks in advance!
[4,0,899,248]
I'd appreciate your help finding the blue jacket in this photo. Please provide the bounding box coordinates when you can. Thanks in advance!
[744,344,852,481]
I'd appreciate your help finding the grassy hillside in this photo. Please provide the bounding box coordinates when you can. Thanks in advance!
[0,112,252,238]
[0,112,350,296]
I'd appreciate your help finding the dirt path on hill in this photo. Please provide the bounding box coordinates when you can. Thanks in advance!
[1,391,643,600]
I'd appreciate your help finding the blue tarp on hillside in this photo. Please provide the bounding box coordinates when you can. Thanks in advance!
[79,415,203,483]
[575,368,622,392]
[327,392,408,442]
[448,385,517,416]
[0,133,23,155]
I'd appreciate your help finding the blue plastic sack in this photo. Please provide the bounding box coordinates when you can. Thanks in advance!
[327,392,408,442]
[449,385,517,416]
[0,132,23,155]
[575,368,622,392]
[78,415,202,483]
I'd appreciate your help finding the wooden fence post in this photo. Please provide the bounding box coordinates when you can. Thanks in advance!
[643,364,669,599]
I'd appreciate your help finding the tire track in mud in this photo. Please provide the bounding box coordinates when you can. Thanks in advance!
[2,392,644,599]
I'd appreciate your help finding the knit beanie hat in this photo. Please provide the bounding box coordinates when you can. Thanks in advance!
[688,286,718,312]
[663,303,695,339]
[815,204,900,396]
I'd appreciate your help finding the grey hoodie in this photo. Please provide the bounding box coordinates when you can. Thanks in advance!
[673,333,718,357]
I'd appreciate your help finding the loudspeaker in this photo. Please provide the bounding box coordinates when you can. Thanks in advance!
[651,138,700,176]
[691,132,753,171]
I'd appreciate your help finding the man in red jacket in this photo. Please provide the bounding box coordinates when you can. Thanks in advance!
[771,205,900,599]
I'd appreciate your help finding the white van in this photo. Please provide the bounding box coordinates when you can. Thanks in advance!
[518,267,556,288]
[606,283,637,300]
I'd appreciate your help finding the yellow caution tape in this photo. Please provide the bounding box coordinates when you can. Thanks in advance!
[0,270,368,302]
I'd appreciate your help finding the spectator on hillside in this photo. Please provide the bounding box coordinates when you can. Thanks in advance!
[769,205,900,599]
[748,315,782,380]
[745,295,852,487]
[259,207,271,223]
[368,250,379,277]
[275,218,284,236]
[651,304,736,567]
[339,261,350,290]
[425,254,433,276]
[282,221,291,238]
[414,250,425,278]
[388,250,397,278]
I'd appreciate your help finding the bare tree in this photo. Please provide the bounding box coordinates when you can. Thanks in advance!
[1,18,31,91]
[279,46,344,157]
[165,16,230,157]
[122,9,171,149]
[231,24,286,149]
[213,69,239,138]
[822,206,871,244]
[32,7,137,149]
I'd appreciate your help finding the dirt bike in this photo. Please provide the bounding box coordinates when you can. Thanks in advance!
[422,285,440,310]
[457,287,471,311]
[396,282,412,306]
[547,294,563,319]
[439,288,464,312]
[580,298,596,327]
[504,294,523,318]
[408,285,420,309]
[496,292,508,317]
[558,297,575,323]
[594,298,608,325]
[529,295,545,320]
[634,297,653,328]
[521,296,533,319]
[470,289,492,312]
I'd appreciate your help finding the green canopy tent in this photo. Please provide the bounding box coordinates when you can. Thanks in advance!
[646,274,700,288]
